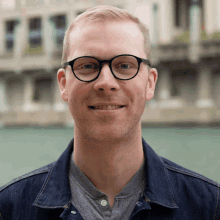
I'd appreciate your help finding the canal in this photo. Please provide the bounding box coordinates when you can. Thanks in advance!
[0,127,219,187]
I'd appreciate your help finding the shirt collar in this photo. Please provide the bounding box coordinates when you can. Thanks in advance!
[33,138,178,209]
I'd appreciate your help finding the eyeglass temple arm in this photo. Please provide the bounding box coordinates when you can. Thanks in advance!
[62,62,70,68]
[142,59,152,68]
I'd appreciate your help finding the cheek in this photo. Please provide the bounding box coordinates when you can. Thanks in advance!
[127,85,147,112]
[67,83,90,111]
[66,83,80,110]
[132,80,147,100]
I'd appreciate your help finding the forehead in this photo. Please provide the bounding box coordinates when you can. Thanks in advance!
[68,21,145,60]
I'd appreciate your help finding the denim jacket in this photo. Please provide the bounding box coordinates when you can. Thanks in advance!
[0,138,219,220]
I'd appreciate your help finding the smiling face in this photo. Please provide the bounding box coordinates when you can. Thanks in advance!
[58,21,157,142]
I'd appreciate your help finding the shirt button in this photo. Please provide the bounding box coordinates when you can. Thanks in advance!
[100,199,108,206]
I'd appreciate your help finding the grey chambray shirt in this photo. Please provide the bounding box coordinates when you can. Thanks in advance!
[68,152,146,220]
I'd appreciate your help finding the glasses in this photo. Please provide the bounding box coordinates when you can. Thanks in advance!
[63,54,152,82]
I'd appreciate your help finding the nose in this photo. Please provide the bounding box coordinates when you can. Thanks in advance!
[93,63,120,92]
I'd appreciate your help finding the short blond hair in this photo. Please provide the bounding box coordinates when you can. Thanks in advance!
[61,5,151,65]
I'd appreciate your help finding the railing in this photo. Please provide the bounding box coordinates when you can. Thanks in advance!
[0,37,219,70]
[152,39,220,64]
[175,30,220,43]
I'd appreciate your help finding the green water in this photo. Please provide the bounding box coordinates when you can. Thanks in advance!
[0,127,220,187]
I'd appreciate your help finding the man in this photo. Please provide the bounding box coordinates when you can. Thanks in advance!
[0,5,219,220]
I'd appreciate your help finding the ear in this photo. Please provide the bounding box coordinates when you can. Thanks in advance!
[146,68,158,101]
[57,68,68,102]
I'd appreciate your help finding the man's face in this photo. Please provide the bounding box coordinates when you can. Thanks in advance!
[58,21,157,141]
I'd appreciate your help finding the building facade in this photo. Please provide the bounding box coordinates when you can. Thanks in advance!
[0,0,220,127]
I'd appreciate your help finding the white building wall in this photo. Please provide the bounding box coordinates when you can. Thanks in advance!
[216,0,220,32]
[14,17,28,74]
[42,14,56,71]
[0,19,4,55]
[196,64,214,108]
[158,0,174,43]
[0,78,9,112]
[1,0,16,10]
[204,0,216,35]
[133,1,151,28]
[22,75,37,112]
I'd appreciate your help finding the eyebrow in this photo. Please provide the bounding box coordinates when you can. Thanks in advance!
[77,53,123,60]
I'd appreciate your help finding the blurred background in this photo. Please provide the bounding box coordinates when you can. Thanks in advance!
[0,0,220,186]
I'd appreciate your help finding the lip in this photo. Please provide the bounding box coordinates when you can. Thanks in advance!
[88,106,126,116]
[88,103,126,109]
[88,103,126,111]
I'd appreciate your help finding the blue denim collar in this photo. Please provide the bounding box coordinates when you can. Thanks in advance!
[33,139,74,209]
[142,138,178,209]
[33,138,178,210]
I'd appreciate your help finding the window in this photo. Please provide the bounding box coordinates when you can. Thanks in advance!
[174,0,204,30]
[53,15,66,46]
[174,0,190,28]
[33,78,52,103]
[29,17,42,47]
[171,71,181,97]
[5,20,16,51]
[175,0,181,27]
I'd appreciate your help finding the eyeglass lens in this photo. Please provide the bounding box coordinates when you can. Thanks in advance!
[73,55,139,81]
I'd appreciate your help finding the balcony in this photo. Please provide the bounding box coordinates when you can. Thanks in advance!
[152,38,220,65]
[0,37,220,72]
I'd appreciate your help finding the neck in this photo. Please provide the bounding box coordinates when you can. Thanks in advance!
[73,128,144,206]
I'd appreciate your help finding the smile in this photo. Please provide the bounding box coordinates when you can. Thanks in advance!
[89,105,125,110]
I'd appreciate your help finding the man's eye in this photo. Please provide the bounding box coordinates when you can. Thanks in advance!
[83,64,94,69]
[79,63,99,70]
[115,63,133,69]
[120,64,130,69]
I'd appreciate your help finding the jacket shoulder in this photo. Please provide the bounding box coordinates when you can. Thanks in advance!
[0,161,55,192]
[160,156,219,187]
[0,162,57,220]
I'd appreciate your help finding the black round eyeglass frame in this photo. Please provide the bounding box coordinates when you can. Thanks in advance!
[62,54,152,83]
